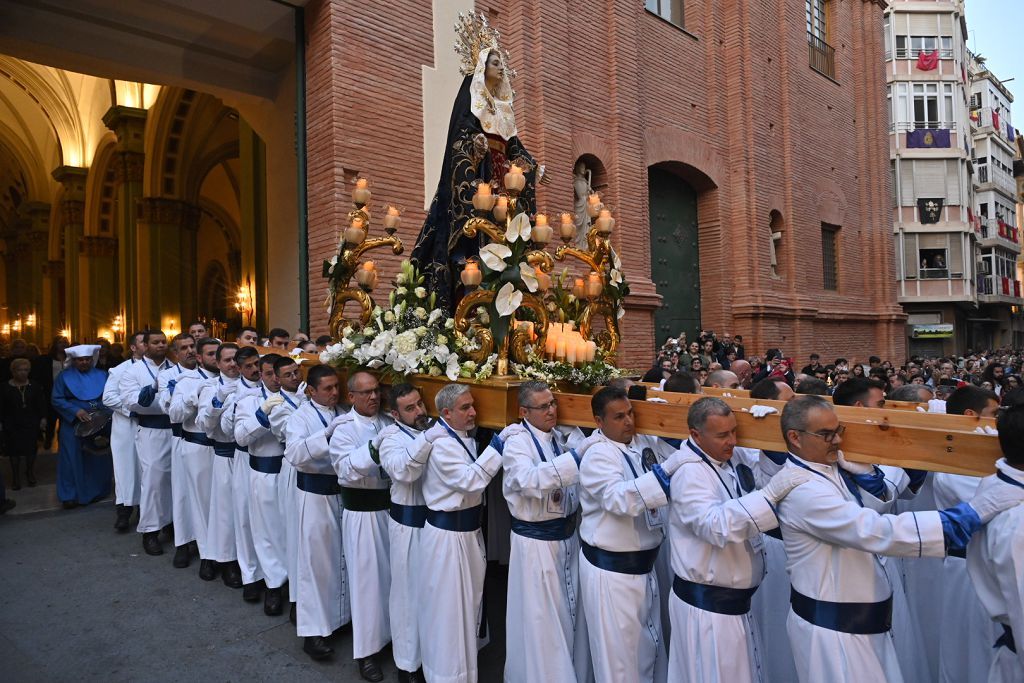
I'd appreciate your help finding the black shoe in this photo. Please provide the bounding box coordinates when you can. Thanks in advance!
[289,602,297,625]
[189,540,200,558]
[199,559,219,581]
[221,561,242,588]
[302,636,333,661]
[114,505,131,532]
[0,499,15,514]
[242,581,263,602]
[142,531,163,556]
[172,544,191,568]
[397,670,424,683]
[358,657,383,682]
[264,586,284,616]
[61,500,78,510]
[160,522,174,542]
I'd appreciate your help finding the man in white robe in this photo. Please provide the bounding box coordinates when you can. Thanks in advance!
[166,336,219,581]
[967,400,1024,683]
[284,364,350,661]
[102,330,143,532]
[776,395,1017,682]
[377,382,432,683]
[418,383,502,683]
[577,385,680,683]
[234,353,289,616]
[217,345,265,602]
[501,380,584,683]
[329,369,393,682]
[196,342,243,588]
[667,397,811,683]
[120,329,174,556]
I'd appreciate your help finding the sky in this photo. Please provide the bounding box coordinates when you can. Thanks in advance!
[965,0,1022,102]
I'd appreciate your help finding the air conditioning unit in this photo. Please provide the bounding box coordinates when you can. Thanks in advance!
[978,260,992,274]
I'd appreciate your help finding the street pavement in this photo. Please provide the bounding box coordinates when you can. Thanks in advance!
[0,451,507,682]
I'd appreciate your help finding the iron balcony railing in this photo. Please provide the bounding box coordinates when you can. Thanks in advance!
[808,32,835,79]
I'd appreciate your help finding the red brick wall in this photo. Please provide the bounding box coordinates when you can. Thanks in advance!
[304,0,904,368]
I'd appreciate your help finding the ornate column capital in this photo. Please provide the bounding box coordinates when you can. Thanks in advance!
[79,235,118,257]
[112,151,145,185]
[138,197,200,229]
[102,106,148,153]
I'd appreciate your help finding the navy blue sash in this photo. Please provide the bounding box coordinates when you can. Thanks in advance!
[673,575,757,616]
[182,430,215,447]
[340,486,391,512]
[511,514,577,541]
[997,471,1024,490]
[138,414,171,430]
[213,441,239,458]
[790,587,892,634]
[249,454,283,474]
[426,505,482,532]
[390,503,428,528]
[995,624,1017,654]
[171,423,183,438]
[581,541,659,575]
[296,471,341,495]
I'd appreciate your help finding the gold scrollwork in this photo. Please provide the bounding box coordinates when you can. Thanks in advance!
[508,292,549,364]
[453,289,496,364]
[578,297,620,357]
[463,216,506,244]
[329,287,374,339]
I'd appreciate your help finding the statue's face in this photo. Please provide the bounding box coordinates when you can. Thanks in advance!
[484,51,503,87]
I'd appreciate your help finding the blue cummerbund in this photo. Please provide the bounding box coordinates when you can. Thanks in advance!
[673,575,757,616]
[296,471,341,496]
[790,587,892,634]
[138,414,171,430]
[581,541,659,576]
[171,423,183,437]
[213,441,239,458]
[426,505,482,532]
[996,624,1016,654]
[249,454,283,474]
[511,514,577,541]
[182,430,215,447]
[390,503,427,528]
[340,486,390,512]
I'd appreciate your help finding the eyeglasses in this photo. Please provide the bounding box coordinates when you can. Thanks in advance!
[797,425,846,442]
[351,387,381,396]
[525,399,558,412]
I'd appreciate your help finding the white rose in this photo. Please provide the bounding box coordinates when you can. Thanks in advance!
[437,334,448,346]
[395,286,407,296]
[395,273,407,285]
[342,325,353,337]
[415,326,428,338]
[445,318,455,329]
[414,287,427,299]
[428,365,442,376]
[414,307,427,319]
[384,311,395,323]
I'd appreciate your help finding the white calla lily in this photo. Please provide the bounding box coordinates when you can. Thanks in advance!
[495,282,523,317]
[506,212,532,243]
[609,268,623,286]
[519,262,539,292]
[612,248,622,271]
[479,243,512,271]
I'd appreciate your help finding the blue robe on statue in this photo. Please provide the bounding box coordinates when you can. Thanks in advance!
[51,366,113,504]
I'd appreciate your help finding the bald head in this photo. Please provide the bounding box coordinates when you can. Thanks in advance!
[705,370,740,389]
[730,359,752,388]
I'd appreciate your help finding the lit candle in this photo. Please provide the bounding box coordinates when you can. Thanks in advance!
[343,215,367,245]
[587,193,603,218]
[352,178,371,206]
[493,195,508,222]
[532,213,553,244]
[355,261,376,289]
[586,270,603,298]
[595,209,615,236]
[472,182,496,212]
[566,340,577,364]
[460,258,482,288]
[587,341,597,362]
[504,164,526,193]
[559,213,576,243]
[535,269,552,291]
[555,334,567,360]
[383,205,402,232]
[545,328,558,357]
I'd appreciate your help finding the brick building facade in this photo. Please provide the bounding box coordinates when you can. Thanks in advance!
[304,0,904,368]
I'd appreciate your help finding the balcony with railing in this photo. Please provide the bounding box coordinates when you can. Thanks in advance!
[808,32,835,80]
[976,217,1020,251]
[888,47,955,61]
[970,107,1015,144]
[978,274,1023,303]
[976,164,1018,198]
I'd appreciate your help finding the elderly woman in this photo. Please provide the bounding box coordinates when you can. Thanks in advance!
[51,345,113,509]
[1,358,47,489]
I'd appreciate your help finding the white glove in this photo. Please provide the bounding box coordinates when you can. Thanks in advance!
[973,425,998,436]
[927,398,947,414]
[646,396,668,404]
[325,414,347,439]
[261,395,285,415]
[836,450,874,476]
[215,383,233,402]
[749,405,778,419]
[916,406,927,413]
[969,485,1024,524]
[760,467,814,505]
[409,432,434,462]
[424,422,449,443]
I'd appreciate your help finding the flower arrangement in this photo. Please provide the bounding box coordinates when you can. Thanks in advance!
[512,349,628,393]
[320,260,496,381]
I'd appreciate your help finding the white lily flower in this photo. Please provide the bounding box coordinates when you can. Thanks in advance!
[519,262,539,292]
[617,305,626,320]
[506,212,532,242]
[496,282,522,317]
[612,248,622,271]
[479,243,511,271]
[445,354,462,381]
[609,268,623,286]
[428,308,443,325]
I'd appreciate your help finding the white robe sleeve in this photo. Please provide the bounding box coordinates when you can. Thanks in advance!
[579,442,668,517]
[991,525,1024,671]
[501,431,579,498]
[329,417,374,483]
[672,460,778,547]
[284,414,331,469]
[234,395,269,447]
[379,428,429,484]
[102,365,130,417]
[196,385,225,435]
[121,364,160,415]
[429,436,501,494]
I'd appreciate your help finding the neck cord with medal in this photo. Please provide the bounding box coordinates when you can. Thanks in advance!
[687,440,741,499]
[523,420,560,463]
[440,418,476,461]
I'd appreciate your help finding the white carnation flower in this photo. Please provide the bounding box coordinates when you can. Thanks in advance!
[394,331,418,355]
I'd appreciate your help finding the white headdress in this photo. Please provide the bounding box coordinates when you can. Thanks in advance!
[454,12,518,141]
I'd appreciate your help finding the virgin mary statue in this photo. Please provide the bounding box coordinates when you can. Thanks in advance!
[412,14,537,312]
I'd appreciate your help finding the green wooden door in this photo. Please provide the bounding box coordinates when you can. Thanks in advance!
[648,167,700,343]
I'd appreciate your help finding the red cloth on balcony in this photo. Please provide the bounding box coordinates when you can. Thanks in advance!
[993,110,1001,129]
[916,50,939,71]
[1015,281,1021,298]
[1002,277,1011,295]
[968,207,974,224]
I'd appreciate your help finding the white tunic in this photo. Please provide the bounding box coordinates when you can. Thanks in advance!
[776,453,947,683]
[284,400,350,637]
[219,377,263,585]
[234,386,288,590]
[966,459,1024,683]
[102,359,139,507]
[377,422,429,673]
[121,356,174,533]
[330,410,393,659]
[158,363,194,548]
[269,387,305,603]
[197,376,238,563]
[668,439,777,683]
[166,367,215,557]
[418,421,501,683]
[501,421,583,683]
[578,431,674,683]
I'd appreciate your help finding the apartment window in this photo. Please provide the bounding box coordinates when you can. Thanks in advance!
[911,83,954,128]
[806,0,827,40]
[894,35,953,59]
[806,0,834,79]
[919,248,949,278]
[646,0,684,27]
[821,224,839,290]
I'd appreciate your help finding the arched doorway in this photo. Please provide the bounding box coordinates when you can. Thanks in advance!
[648,166,700,343]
